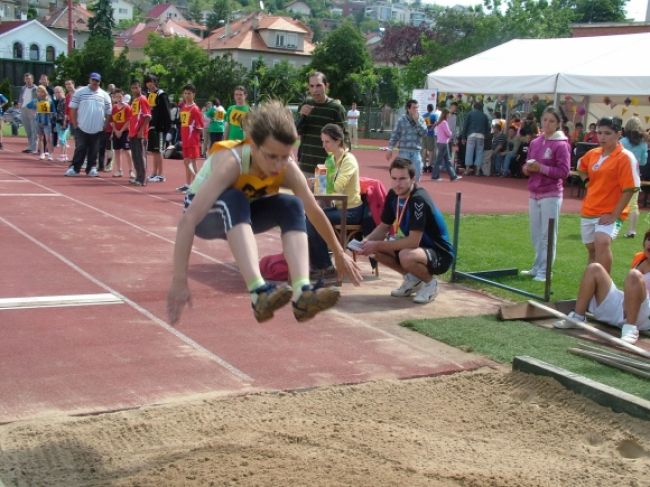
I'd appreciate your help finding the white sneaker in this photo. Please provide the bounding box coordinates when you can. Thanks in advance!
[554,311,585,329]
[391,273,423,297]
[519,269,538,277]
[413,278,439,304]
[47,154,53,161]
[64,166,79,177]
[533,274,547,282]
[39,152,45,160]
[88,167,99,177]
[621,324,639,344]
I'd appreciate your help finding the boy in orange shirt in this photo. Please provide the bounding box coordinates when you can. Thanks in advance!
[177,84,204,193]
[576,117,639,273]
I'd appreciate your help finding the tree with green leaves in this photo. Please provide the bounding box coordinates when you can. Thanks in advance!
[247,58,304,104]
[309,21,371,105]
[194,55,248,106]
[88,0,116,40]
[572,0,627,22]
[187,0,206,23]
[207,0,232,31]
[143,35,210,99]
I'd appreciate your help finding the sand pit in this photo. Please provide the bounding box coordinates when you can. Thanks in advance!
[1,369,649,486]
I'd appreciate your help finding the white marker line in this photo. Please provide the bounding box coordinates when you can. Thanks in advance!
[0,167,238,272]
[0,179,31,182]
[0,216,253,383]
[0,193,62,197]
[0,293,122,310]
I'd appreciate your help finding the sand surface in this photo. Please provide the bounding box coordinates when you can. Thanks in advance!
[1,369,649,487]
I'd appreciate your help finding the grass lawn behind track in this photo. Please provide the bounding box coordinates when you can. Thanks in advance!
[445,212,648,301]
[404,314,650,401]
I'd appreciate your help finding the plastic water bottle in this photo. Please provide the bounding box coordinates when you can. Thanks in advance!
[325,153,336,194]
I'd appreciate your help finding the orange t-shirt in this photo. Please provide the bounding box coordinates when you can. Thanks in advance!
[577,143,639,220]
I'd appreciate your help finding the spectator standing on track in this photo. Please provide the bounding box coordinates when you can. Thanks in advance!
[431,109,460,182]
[621,117,649,239]
[461,101,490,176]
[65,73,112,177]
[6,102,22,137]
[346,102,360,148]
[205,98,226,147]
[421,103,438,174]
[520,106,571,283]
[128,81,151,186]
[225,86,250,141]
[52,86,69,162]
[35,85,54,161]
[176,84,204,193]
[0,92,7,149]
[296,72,348,175]
[358,157,454,304]
[110,88,133,178]
[385,99,427,182]
[18,73,38,153]
[39,74,57,152]
[167,100,361,325]
[576,117,639,274]
[144,74,172,183]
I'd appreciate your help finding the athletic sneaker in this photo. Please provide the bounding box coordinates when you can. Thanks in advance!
[621,324,639,344]
[519,269,538,277]
[64,166,79,177]
[176,184,189,193]
[39,152,46,160]
[292,283,340,322]
[148,175,166,182]
[391,273,423,297]
[553,311,586,329]
[47,154,53,161]
[251,283,292,323]
[88,167,99,177]
[413,278,439,304]
[533,274,547,282]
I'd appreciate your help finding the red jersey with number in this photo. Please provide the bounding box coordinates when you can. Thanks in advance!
[111,103,132,131]
[180,103,204,150]
[129,95,151,138]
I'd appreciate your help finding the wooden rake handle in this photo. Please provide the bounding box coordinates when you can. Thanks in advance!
[527,300,650,360]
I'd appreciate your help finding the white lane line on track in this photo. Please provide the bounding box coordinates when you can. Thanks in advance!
[0,215,253,383]
[0,293,123,310]
[0,193,62,196]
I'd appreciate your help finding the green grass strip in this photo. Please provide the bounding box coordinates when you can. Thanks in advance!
[404,314,650,401]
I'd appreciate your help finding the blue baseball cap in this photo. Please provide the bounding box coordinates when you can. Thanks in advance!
[89,72,101,81]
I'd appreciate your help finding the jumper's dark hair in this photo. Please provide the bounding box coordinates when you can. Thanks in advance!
[321,123,344,146]
[243,100,298,146]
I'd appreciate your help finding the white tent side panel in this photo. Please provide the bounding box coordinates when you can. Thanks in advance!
[427,33,650,97]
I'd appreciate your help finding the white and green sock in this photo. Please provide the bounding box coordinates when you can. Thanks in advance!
[291,277,310,302]
[247,277,266,305]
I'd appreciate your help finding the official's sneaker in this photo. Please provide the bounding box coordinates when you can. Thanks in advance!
[251,283,292,323]
[292,283,340,322]
[413,278,439,304]
[621,324,639,344]
[391,273,423,297]
[519,269,538,277]
[451,176,462,182]
[64,166,79,177]
[88,167,99,177]
[176,184,189,193]
[553,311,585,329]
[47,154,53,161]
[39,152,46,160]
[533,274,547,282]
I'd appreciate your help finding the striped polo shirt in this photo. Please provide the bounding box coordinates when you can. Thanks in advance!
[69,85,111,134]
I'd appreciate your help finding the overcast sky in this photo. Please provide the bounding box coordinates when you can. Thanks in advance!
[422,0,648,22]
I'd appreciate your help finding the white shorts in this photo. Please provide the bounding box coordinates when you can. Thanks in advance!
[588,282,650,330]
[580,217,621,244]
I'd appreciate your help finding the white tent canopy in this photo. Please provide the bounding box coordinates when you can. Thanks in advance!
[426,33,650,96]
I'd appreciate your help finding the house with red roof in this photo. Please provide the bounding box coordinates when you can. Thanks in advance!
[40,3,93,50]
[144,3,207,38]
[200,13,314,70]
[115,18,202,61]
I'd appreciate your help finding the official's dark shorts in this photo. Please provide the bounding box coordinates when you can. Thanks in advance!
[395,246,453,276]
[147,128,162,152]
[112,131,130,150]
[185,188,307,240]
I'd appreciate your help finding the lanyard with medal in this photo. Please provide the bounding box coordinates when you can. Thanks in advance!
[391,195,410,240]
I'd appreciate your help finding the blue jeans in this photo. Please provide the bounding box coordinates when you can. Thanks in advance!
[307,204,365,270]
[432,142,457,180]
[502,152,516,176]
[399,149,423,181]
[464,135,484,168]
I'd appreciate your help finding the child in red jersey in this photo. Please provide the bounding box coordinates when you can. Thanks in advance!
[128,81,151,186]
[110,89,133,178]
[177,83,204,193]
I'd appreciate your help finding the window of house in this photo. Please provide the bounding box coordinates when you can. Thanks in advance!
[118,7,128,14]
[46,46,55,62]
[13,42,23,59]
[286,33,297,48]
[29,44,39,61]
[275,33,285,47]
